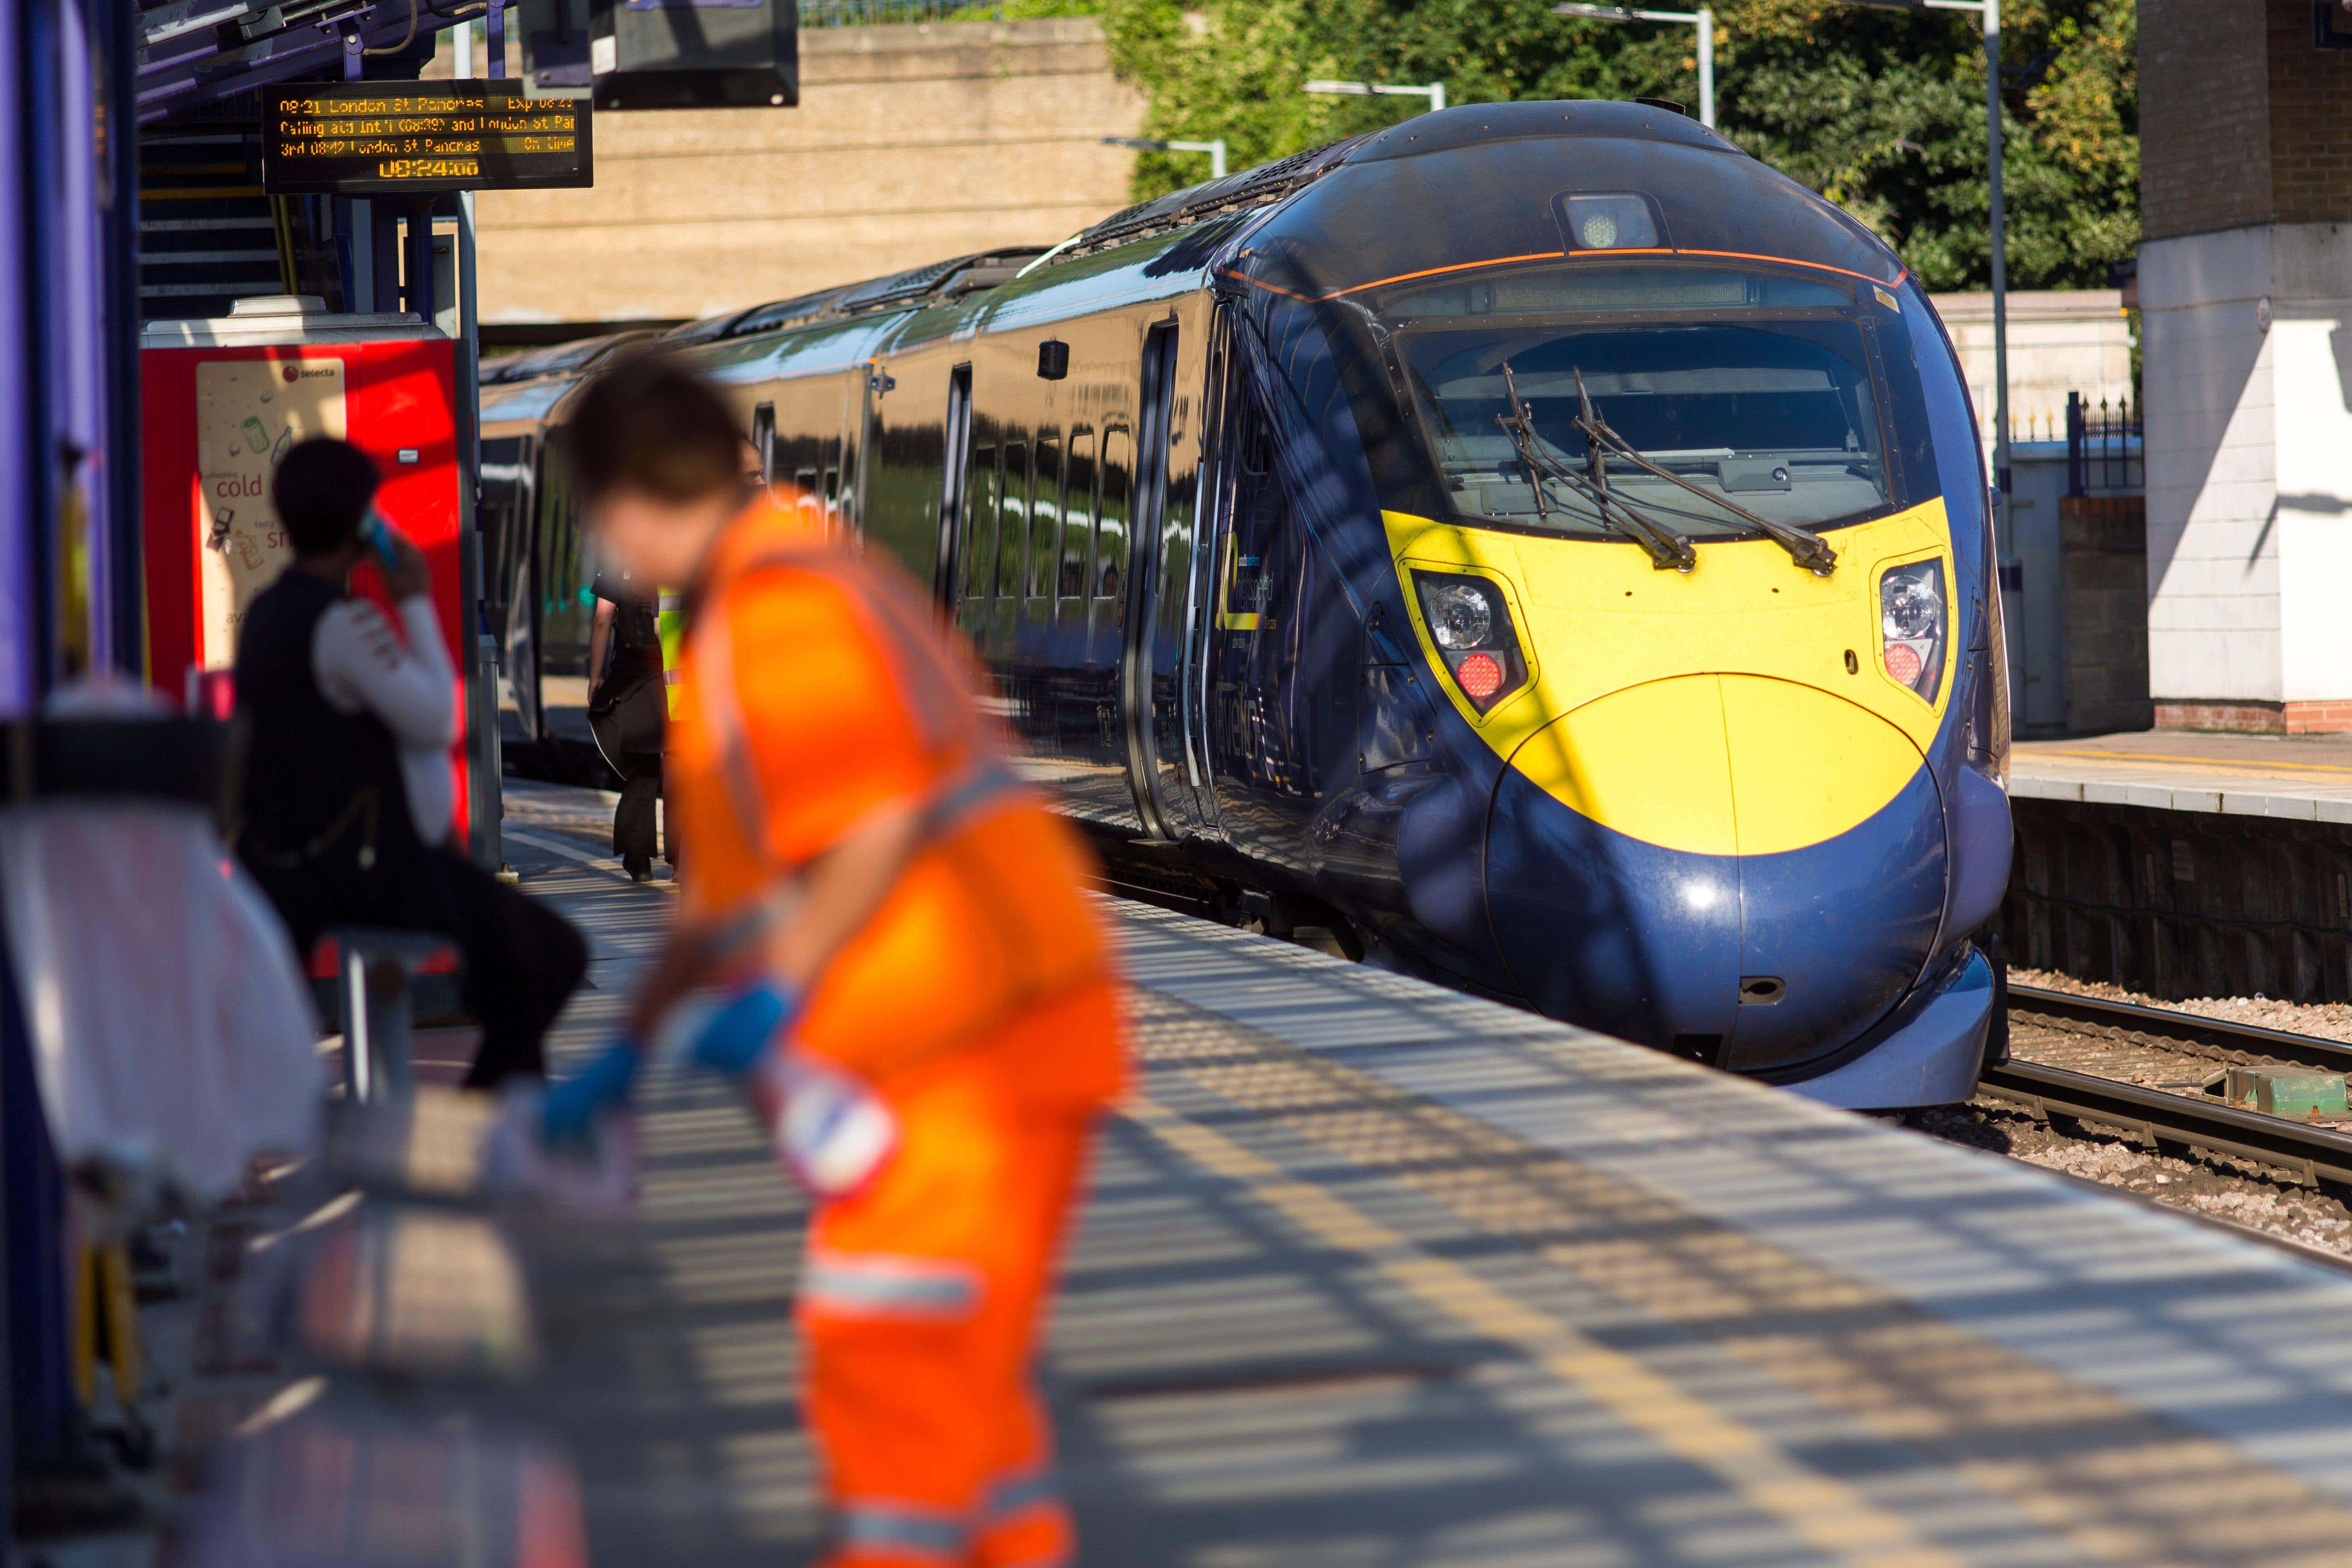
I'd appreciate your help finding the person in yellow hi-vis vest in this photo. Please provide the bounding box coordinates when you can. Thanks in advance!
[541,353,1124,1568]
[589,576,687,881]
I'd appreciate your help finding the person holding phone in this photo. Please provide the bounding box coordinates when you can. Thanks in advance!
[234,437,586,1088]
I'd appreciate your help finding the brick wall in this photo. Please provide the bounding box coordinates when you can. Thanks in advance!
[459,20,1147,324]
[2269,0,2352,222]
[2143,0,2352,241]
[2061,496,2153,733]
[2141,0,2272,241]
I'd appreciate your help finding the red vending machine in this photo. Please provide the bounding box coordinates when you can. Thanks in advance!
[141,296,470,843]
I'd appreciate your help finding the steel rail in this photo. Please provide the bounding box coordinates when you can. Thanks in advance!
[1987,988,2352,1188]
[1978,1058,2352,1188]
[2006,983,2352,1073]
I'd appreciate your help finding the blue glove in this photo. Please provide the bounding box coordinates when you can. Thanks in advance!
[539,1039,645,1143]
[682,981,799,1079]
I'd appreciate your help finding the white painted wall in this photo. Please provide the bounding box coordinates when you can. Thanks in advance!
[1928,290,2135,446]
[2141,229,2263,701]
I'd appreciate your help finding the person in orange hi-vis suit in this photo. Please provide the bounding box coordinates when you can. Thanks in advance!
[539,353,1126,1568]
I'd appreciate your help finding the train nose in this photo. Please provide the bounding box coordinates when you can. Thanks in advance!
[1482,675,1945,1071]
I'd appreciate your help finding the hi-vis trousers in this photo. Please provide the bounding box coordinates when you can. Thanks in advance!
[795,1009,1104,1567]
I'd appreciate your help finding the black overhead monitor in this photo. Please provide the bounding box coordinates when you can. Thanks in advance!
[261,82,593,196]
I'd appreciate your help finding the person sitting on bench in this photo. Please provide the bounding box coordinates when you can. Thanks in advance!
[233,437,587,1088]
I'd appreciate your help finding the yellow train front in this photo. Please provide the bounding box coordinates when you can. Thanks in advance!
[1221,103,2013,1106]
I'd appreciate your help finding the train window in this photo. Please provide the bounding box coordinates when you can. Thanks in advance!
[1096,426,1130,625]
[997,441,1029,603]
[1240,398,1273,478]
[1226,391,1282,624]
[1380,262,1850,318]
[961,444,997,604]
[1030,431,1062,608]
[534,463,589,676]
[1062,427,1095,600]
[1368,257,1945,541]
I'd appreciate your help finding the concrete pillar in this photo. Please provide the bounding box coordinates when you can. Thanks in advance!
[2141,0,2352,733]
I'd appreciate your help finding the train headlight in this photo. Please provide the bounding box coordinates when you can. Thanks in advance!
[1559,193,1660,252]
[1424,581,1494,650]
[1879,559,1946,701]
[1414,571,1527,715]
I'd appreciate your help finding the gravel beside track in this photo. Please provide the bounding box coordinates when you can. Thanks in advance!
[2009,965,2352,1043]
[1912,975,2352,1257]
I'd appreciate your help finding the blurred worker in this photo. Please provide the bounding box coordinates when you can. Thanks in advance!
[586,565,667,881]
[541,354,1124,1568]
[235,438,588,1088]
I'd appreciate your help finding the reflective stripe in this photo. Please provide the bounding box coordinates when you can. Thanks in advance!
[835,1500,965,1562]
[657,592,686,612]
[984,1466,1059,1523]
[922,757,1028,841]
[803,1249,980,1319]
[690,594,769,857]
[662,668,681,686]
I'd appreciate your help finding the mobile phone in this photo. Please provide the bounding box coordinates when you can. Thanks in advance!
[364,509,403,576]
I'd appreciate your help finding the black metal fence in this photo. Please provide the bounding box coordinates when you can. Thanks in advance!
[2066,390,2142,496]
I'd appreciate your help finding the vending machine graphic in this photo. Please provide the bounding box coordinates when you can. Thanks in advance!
[143,298,470,842]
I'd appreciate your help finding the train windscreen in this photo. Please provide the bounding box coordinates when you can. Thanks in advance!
[1382,262,1924,539]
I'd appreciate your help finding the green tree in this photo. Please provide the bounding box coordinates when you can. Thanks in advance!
[1087,0,2135,289]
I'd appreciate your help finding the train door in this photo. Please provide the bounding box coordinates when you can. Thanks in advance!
[481,433,540,745]
[532,452,595,754]
[935,363,973,604]
[850,360,886,540]
[750,402,776,485]
[1120,318,1217,839]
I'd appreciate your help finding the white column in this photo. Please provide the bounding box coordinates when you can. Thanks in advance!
[2142,224,2352,729]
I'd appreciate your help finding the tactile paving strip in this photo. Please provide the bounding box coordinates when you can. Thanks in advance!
[1123,986,2352,1567]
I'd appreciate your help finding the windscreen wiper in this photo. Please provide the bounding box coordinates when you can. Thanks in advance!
[1568,368,1840,576]
[1495,361,1696,573]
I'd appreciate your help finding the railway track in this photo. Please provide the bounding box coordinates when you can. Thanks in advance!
[1984,985,2352,1190]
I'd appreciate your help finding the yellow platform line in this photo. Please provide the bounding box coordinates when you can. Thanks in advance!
[2019,746,2352,781]
[1128,1095,1962,1568]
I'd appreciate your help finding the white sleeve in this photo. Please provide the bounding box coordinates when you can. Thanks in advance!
[311,597,458,752]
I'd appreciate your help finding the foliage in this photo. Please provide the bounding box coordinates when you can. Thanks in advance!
[1050,0,2135,290]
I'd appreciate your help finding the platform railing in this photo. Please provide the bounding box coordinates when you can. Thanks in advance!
[2066,390,2142,496]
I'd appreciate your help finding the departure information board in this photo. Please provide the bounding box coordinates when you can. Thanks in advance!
[261,82,592,196]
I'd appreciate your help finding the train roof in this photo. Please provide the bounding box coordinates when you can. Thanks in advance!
[480,328,659,388]
[697,247,1053,346]
[1235,101,1905,300]
[683,102,1909,368]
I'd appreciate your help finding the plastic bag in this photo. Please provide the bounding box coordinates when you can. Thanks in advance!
[0,800,322,1204]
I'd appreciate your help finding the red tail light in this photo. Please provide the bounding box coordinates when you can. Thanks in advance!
[1455,652,1504,702]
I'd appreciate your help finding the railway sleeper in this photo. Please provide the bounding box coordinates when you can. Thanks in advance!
[1980,1078,2341,1190]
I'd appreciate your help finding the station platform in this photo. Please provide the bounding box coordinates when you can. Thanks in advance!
[457,780,2352,1568]
[2012,729,2352,821]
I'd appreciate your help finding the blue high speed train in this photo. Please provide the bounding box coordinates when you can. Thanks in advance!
[484,101,2014,1108]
